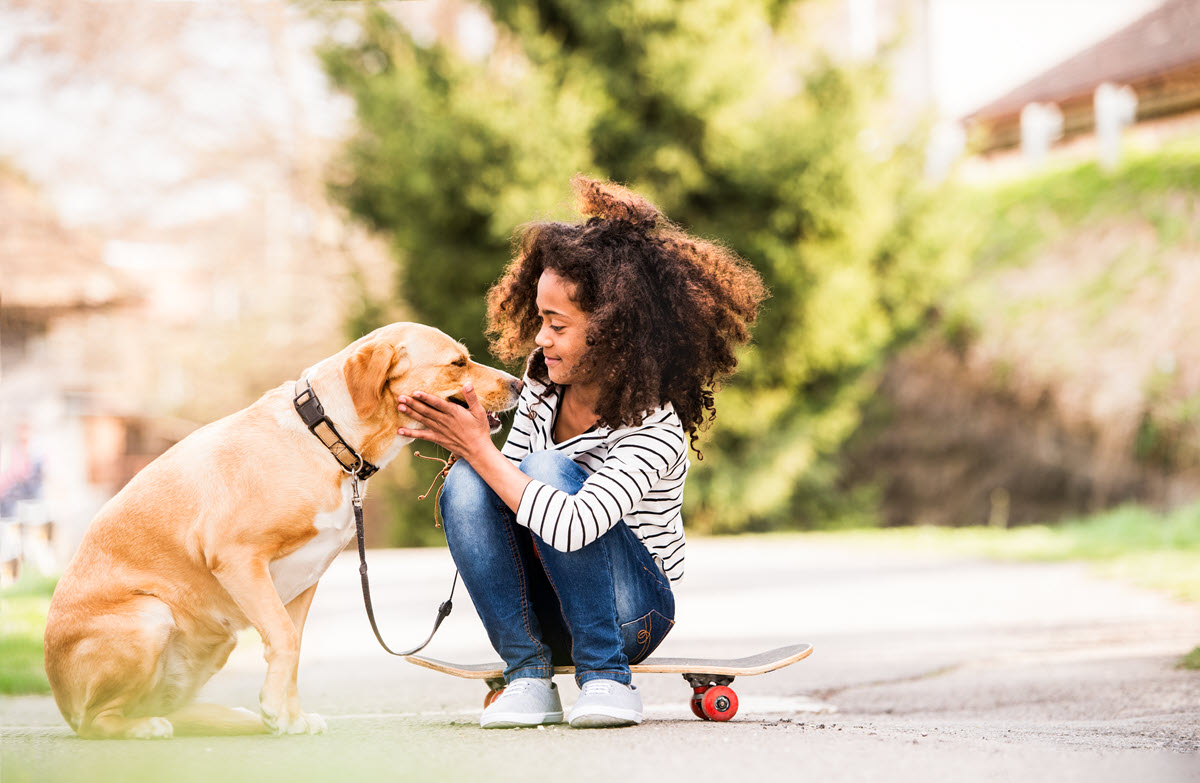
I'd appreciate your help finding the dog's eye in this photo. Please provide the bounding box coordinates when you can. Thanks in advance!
[451,358,468,368]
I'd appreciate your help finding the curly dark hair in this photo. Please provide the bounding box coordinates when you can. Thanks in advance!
[486,176,767,456]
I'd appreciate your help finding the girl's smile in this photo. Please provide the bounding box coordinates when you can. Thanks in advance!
[535,270,591,387]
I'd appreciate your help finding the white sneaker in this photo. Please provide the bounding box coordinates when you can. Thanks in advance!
[480,678,563,729]
[567,680,643,728]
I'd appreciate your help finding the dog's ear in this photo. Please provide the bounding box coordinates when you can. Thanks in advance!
[345,340,408,419]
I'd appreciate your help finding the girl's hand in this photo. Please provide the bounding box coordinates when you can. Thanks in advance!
[396,385,494,461]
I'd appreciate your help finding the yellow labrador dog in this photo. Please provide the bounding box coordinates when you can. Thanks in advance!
[44,323,519,739]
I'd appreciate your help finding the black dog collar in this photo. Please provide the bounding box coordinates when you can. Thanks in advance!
[293,379,379,480]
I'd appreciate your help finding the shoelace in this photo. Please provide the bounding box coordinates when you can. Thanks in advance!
[580,680,615,697]
[495,679,544,702]
[502,681,532,696]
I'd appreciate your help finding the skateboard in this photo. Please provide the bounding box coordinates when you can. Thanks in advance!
[406,642,813,722]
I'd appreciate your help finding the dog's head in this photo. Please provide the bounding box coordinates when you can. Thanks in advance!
[341,322,521,437]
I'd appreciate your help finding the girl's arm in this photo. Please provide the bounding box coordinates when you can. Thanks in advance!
[514,415,685,552]
[398,388,687,552]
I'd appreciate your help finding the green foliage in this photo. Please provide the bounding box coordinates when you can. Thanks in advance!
[952,137,1200,277]
[0,572,57,694]
[320,10,594,356]
[320,1,969,536]
[820,500,1200,602]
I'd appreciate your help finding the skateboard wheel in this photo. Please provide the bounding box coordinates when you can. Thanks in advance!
[484,687,505,708]
[690,685,711,720]
[701,686,738,721]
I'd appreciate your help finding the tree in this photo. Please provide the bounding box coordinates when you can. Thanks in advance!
[320,1,966,538]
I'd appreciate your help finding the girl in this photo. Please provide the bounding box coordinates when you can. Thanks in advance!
[395,177,765,728]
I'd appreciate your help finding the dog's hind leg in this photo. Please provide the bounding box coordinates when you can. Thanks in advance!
[60,597,179,739]
[143,630,269,736]
[84,711,175,740]
[165,703,267,736]
[76,627,267,738]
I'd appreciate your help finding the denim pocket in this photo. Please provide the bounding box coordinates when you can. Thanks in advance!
[645,557,673,594]
[620,609,675,665]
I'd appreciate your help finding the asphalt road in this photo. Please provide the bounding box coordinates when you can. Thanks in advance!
[2,535,1198,782]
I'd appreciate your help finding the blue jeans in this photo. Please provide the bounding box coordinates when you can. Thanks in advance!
[439,451,675,686]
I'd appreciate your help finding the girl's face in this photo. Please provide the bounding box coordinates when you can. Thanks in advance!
[535,270,592,387]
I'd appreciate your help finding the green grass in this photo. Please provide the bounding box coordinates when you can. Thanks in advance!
[815,501,1200,600]
[960,137,1200,272]
[0,572,57,695]
[939,138,1200,349]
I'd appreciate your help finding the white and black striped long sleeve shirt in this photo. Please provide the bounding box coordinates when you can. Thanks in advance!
[501,375,690,582]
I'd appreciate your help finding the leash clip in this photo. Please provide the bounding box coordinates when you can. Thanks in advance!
[351,476,363,510]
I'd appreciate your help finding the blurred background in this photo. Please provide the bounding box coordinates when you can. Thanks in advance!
[2,0,1199,582]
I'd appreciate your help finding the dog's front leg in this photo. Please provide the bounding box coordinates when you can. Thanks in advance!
[283,582,322,730]
[213,559,323,735]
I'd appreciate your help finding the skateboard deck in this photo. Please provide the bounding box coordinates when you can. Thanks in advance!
[406,642,813,722]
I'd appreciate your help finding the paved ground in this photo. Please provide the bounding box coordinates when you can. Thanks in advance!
[2,535,1198,782]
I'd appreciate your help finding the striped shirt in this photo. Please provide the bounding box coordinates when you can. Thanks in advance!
[501,374,690,581]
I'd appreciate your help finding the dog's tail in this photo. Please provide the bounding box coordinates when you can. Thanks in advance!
[165,703,268,736]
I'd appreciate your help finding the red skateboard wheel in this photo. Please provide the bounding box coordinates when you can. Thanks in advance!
[690,685,711,720]
[701,685,738,721]
[484,687,505,708]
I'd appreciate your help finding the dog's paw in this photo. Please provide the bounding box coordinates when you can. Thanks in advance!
[283,712,326,736]
[128,717,174,739]
[260,701,282,734]
[262,703,325,736]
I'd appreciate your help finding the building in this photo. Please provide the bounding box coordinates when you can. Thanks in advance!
[964,0,1200,164]
[0,169,162,575]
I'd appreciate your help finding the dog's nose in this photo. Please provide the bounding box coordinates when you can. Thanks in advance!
[512,379,524,395]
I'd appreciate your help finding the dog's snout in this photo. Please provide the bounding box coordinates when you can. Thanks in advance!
[511,379,524,395]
